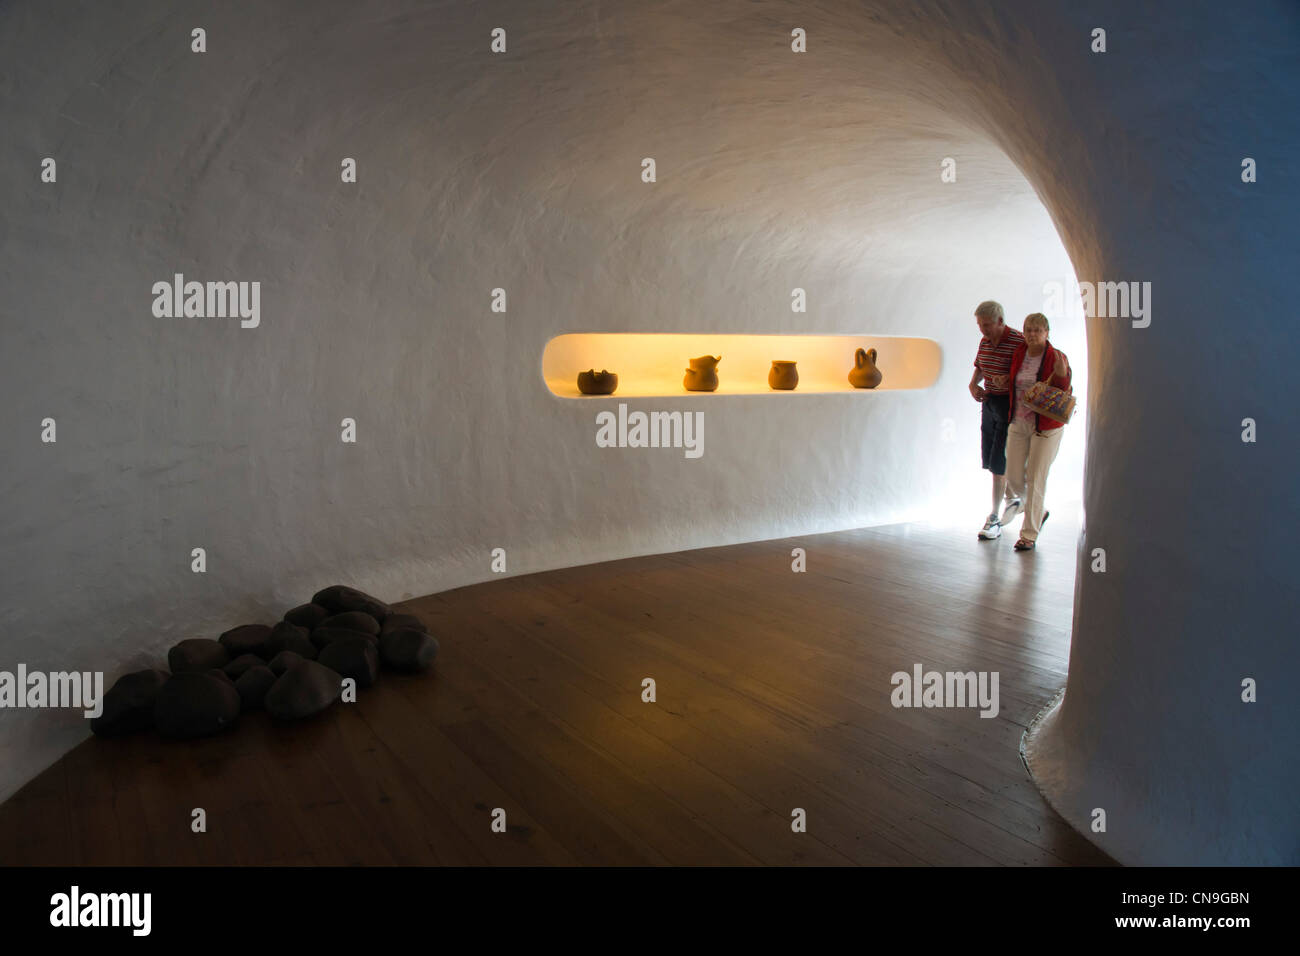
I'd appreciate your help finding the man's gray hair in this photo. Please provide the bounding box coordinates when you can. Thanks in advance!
[974,300,1004,322]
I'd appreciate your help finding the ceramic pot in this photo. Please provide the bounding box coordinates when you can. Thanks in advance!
[577,369,618,395]
[848,347,882,389]
[768,360,798,390]
[683,355,721,392]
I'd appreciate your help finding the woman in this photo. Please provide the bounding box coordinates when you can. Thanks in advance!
[1003,313,1071,552]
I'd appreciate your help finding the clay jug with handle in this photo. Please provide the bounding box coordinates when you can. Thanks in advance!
[768,360,798,390]
[684,355,721,392]
[848,347,882,389]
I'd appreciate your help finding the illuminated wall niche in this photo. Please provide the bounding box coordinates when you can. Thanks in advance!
[543,334,943,398]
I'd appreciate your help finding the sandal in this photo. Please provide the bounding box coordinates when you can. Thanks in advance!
[1014,538,1035,551]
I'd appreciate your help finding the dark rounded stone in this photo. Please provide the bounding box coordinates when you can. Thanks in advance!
[218,624,272,658]
[235,665,277,711]
[311,625,377,651]
[263,621,317,661]
[283,603,330,630]
[208,668,234,684]
[168,638,230,674]
[222,654,265,680]
[318,611,379,636]
[154,672,240,739]
[379,628,439,672]
[90,669,169,738]
[268,650,305,677]
[318,637,380,689]
[264,660,344,720]
[380,613,428,635]
[311,585,389,622]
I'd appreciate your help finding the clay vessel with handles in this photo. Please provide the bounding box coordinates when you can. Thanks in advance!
[684,355,721,392]
[848,347,882,389]
[768,360,798,390]
[577,369,618,395]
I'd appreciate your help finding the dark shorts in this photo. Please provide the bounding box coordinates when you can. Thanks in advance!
[980,393,1011,475]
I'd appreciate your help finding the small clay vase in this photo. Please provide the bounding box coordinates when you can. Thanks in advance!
[848,347,882,389]
[768,360,798,390]
[683,355,721,392]
[577,369,618,395]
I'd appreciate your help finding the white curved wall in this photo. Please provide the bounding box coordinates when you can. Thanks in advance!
[897,1,1300,864]
[20,0,1299,871]
[29,0,1296,871]
[0,0,1087,805]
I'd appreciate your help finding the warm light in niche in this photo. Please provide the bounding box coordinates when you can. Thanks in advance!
[542,334,942,397]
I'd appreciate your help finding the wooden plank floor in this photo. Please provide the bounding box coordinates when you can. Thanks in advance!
[0,513,1113,865]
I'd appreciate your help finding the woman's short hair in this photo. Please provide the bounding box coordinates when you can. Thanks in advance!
[1023,312,1050,333]
[974,300,1004,322]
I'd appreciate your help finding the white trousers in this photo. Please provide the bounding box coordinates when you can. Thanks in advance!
[1004,418,1064,541]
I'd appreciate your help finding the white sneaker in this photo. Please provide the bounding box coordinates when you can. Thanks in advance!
[1001,497,1023,526]
[978,514,1001,539]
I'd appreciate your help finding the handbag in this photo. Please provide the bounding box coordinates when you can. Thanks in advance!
[1023,380,1075,424]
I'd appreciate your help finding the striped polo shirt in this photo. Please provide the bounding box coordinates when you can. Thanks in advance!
[973,326,1025,395]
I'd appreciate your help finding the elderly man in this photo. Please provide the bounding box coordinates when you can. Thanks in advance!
[969,300,1026,539]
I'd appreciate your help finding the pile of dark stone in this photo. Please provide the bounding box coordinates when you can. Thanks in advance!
[89,585,439,740]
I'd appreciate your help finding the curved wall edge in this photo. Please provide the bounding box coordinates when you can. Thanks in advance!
[927,0,1300,865]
